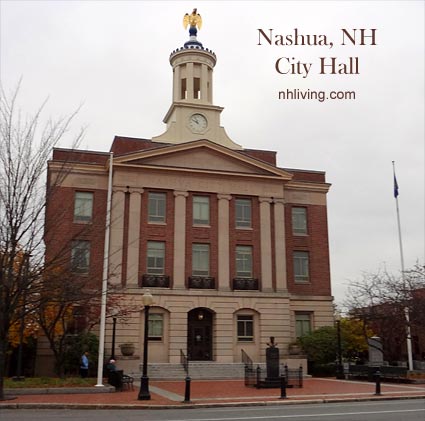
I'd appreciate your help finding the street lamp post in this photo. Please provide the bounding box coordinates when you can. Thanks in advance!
[335,312,344,379]
[111,316,117,360]
[138,290,153,400]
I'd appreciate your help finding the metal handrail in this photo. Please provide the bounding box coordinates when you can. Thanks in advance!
[241,349,253,369]
[180,349,189,375]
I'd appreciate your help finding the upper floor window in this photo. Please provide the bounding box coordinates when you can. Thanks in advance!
[295,313,312,338]
[148,313,163,341]
[147,241,165,275]
[74,192,93,222]
[148,192,166,223]
[192,243,210,276]
[236,246,253,278]
[237,315,254,342]
[193,196,210,225]
[293,251,309,283]
[235,199,252,228]
[292,207,307,235]
[71,241,90,273]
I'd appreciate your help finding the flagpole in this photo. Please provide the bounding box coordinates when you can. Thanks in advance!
[392,161,413,371]
[96,152,114,386]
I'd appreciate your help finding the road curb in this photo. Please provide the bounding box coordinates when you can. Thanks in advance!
[3,386,115,395]
[1,394,424,410]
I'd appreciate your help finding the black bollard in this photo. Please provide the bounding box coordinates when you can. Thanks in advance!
[280,375,287,399]
[184,376,191,402]
[256,365,261,388]
[374,370,381,395]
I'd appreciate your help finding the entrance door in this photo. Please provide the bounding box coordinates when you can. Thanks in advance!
[187,308,213,361]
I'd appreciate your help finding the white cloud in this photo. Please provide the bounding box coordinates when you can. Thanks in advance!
[1,1,423,302]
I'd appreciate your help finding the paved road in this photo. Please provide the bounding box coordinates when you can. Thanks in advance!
[1,399,425,420]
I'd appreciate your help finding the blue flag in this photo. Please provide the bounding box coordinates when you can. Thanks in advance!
[393,174,399,198]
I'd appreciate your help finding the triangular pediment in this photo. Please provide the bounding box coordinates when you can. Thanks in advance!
[113,140,292,180]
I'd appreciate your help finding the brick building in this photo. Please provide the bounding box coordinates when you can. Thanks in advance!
[43,20,333,373]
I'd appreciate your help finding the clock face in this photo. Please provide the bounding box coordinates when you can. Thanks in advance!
[189,113,208,133]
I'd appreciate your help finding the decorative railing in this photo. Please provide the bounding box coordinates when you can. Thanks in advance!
[282,364,303,388]
[232,278,259,291]
[139,274,170,288]
[180,349,189,375]
[245,364,304,388]
[188,276,215,289]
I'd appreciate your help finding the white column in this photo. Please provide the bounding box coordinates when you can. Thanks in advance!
[187,62,194,100]
[173,65,181,102]
[126,188,143,287]
[173,190,188,289]
[259,197,273,292]
[217,194,232,291]
[109,189,126,286]
[274,198,287,292]
[201,63,208,103]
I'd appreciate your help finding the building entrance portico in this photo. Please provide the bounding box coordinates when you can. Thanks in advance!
[187,308,213,361]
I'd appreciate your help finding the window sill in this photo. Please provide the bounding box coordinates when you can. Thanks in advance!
[236,226,253,230]
[193,224,211,228]
[293,233,308,237]
[147,221,166,225]
[73,220,92,225]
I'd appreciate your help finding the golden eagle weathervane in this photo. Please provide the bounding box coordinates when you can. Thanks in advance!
[183,8,202,31]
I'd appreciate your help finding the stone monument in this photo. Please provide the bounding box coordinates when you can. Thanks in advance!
[264,337,280,387]
[368,336,384,366]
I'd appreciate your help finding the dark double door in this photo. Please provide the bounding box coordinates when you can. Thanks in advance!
[187,309,212,361]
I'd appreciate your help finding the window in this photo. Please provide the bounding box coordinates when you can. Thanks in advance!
[148,192,166,223]
[74,192,93,222]
[295,313,312,338]
[237,315,253,342]
[147,241,165,275]
[235,199,252,228]
[192,244,210,276]
[148,314,163,341]
[236,246,253,278]
[293,251,309,283]
[292,207,307,235]
[71,241,90,273]
[193,196,210,225]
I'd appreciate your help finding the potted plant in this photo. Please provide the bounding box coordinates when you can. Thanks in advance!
[288,341,302,355]
[119,343,135,356]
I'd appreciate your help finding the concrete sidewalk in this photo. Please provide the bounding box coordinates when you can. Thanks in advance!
[1,378,425,409]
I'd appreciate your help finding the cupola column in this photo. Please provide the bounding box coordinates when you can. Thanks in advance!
[201,63,211,103]
[173,66,181,102]
[186,62,194,100]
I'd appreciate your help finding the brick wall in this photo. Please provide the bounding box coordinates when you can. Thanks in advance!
[285,203,331,296]
[44,184,107,289]
[138,189,175,284]
[229,196,261,287]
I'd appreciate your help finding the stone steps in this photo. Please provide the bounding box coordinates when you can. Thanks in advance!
[132,362,266,380]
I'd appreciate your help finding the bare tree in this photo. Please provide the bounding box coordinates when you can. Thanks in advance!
[0,82,84,399]
[344,264,425,363]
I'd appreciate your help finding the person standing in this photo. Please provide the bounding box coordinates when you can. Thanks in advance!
[80,351,89,378]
